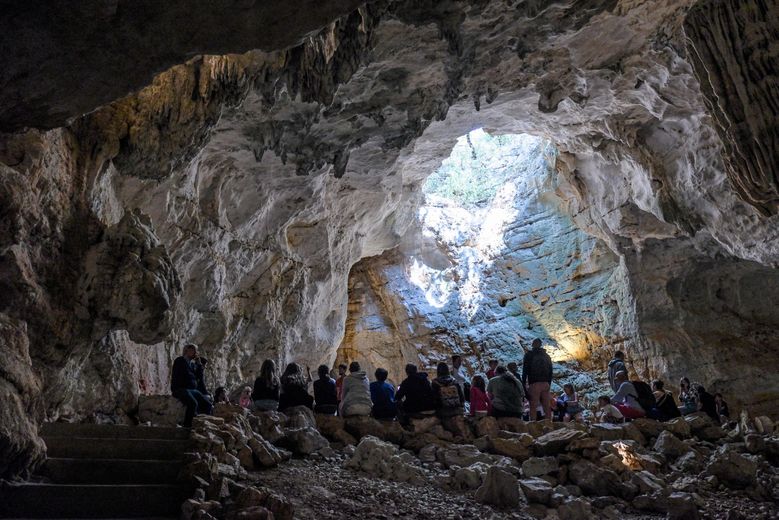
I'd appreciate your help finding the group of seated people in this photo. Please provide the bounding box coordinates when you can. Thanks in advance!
[170,343,731,429]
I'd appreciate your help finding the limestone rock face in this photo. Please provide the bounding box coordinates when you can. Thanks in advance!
[1,0,779,478]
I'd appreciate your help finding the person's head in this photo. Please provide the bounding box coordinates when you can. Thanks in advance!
[349,361,361,373]
[531,338,542,349]
[714,393,724,403]
[317,364,330,380]
[338,363,347,376]
[680,377,690,389]
[260,359,279,386]
[695,384,706,395]
[183,344,198,360]
[614,351,625,360]
[488,359,498,369]
[241,386,252,397]
[405,363,418,377]
[198,357,209,367]
[652,379,664,392]
[451,355,462,368]
[598,395,611,407]
[563,383,574,396]
[472,375,486,392]
[283,362,302,378]
[375,368,389,382]
[214,387,227,403]
[507,361,518,373]
[436,362,450,378]
[614,370,628,385]
[495,365,507,375]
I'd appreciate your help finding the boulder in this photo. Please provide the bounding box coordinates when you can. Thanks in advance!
[409,416,440,434]
[522,456,559,478]
[418,444,438,463]
[696,425,726,442]
[653,430,690,460]
[683,412,713,432]
[138,395,186,427]
[344,415,387,440]
[743,433,765,454]
[518,477,554,505]
[496,417,527,434]
[346,436,425,484]
[475,416,499,438]
[673,450,705,473]
[475,466,521,508]
[314,414,345,438]
[534,428,586,456]
[754,416,775,435]
[283,406,317,429]
[666,492,700,520]
[557,498,595,520]
[451,462,489,490]
[492,436,533,461]
[664,417,692,438]
[705,448,757,489]
[630,470,666,494]
[630,418,665,439]
[568,459,627,499]
[276,427,328,456]
[589,423,645,445]
[439,444,494,468]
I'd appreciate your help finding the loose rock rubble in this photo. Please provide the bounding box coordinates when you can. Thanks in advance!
[180,404,779,519]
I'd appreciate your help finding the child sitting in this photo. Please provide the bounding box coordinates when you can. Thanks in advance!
[238,386,253,409]
[597,395,624,424]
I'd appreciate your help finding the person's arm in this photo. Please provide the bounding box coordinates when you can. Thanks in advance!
[457,383,464,405]
[395,382,406,402]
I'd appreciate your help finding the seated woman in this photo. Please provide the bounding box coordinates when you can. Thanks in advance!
[313,365,338,415]
[238,386,253,409]
[370,368,397,420]
[340,361,373,417]
[213,386,230,405]
[650,379,681,421]
[487,366,524,418]
[611,371,645,420]
[252,359,281,411]
[278,362,313,412]
[678,377,698,416]
[714,393,730,424]
[556,383,582,422]
[469,375,491,416]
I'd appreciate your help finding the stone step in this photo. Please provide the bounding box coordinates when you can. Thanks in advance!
[40,423,190,441]
[0,483,187,518]
[44,437,192,461]
[42,458,183,485]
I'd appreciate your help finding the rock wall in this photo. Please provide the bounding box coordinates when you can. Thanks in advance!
[1,0,779,478]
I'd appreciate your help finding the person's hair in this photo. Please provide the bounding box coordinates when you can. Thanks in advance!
[338,363,348,370]
[488,359,498,367]
[183,344,197,354]
[472,375,486,392]
[598,395,611,405]
[680,377,690,387]
[695,384,706,394]
[451,355,461,363]
[495,365,507,375]
[259,359,280,388]
[317,365,330,379]
[349,361,361,373]
[714,393,723,399]
[531,338,542,349]
[614,351,625,359]
[563,383,574,395]
[652,379,664,391]
[436,362,450,377]
[507,361,518,371]
[375,368,389,381]
[405,363,418,376]
[214,387,227,403]
[281,362,306,387]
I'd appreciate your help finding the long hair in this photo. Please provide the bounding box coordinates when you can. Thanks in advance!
[281,362,306,387]
[259,359,280,388]
[472,375,486,392]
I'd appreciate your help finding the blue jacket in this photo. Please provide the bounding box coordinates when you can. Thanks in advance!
[370,381,397,418]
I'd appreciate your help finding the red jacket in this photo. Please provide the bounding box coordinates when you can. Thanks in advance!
[470,386,491,415]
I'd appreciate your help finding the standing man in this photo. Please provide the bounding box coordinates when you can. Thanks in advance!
[451,355,470,402]
[171,344,214,427]
[522,338,553,421]
[607,351,627,392]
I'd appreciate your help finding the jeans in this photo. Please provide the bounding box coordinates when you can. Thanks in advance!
[173,388,214,427]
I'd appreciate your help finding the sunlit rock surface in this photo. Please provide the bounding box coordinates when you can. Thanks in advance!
[1,0,778,477]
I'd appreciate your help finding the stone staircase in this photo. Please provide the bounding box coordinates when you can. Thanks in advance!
[0,423,193,519]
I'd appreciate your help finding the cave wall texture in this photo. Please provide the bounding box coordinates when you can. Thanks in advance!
[1,0,778,478]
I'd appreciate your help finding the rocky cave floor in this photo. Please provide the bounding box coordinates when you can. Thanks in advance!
[180,404,779,520]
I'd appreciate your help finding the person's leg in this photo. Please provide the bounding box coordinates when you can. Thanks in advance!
[529,383,540,421]
[191,389,214,416]
[173,389,197,427]
[540,383,551,422]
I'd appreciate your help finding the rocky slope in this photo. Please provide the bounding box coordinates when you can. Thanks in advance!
[1,0,779,478]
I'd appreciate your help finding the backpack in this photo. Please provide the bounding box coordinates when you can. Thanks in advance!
[438,382,462,410]
[630,380,656,411]
[529,349,553,381]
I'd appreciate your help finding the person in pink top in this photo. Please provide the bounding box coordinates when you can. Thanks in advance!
[469,375,491,416]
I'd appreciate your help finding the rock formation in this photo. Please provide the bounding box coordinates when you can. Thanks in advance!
[1,0,778,479]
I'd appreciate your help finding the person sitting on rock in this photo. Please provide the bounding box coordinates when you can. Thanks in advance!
[695,384,719,421]
[238,386,253,408]
[507,361,521,381]
[278,362,314,412]
[313,365,338,415]
[431,362,464,418]
[611,371,645,420]
[597,395,624,423]
[650,379,681,421]
[171,344,214,427]
[678,377,698,415]
[339,361,373,417]
[522,338,553,422]
[469,375,491,416]
[252,359,281,412]
[213,386,230,405]
[370,368,397,420]
[451,355,470,403]
[607,351,627,393]
[335,363,348,406]
[486,359,498,379]
[487,366,524,418]
[395,364,436,420]
[556,383,582,422]
[714,393,730,424]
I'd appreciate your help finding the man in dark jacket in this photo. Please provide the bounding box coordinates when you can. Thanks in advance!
[313,365,338,415]
[522,338,553,421]
[607,351,627,392]
[171,344,213,427]
[395,364,436,419]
